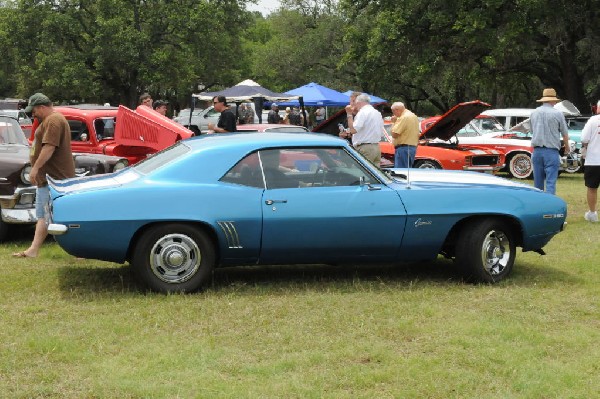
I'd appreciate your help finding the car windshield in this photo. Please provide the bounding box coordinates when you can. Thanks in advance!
[566,117,588,131]
[133,141,190,174]
[0,116,28,145]
[473,116,505,133]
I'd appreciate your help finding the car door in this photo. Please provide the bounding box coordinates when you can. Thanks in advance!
[258,147,407,264]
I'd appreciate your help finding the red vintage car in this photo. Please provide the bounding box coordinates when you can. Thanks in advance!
[420,101,579,179]
[29,104,194,165]
[315,103,505,172]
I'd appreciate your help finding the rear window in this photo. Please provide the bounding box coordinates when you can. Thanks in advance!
[133,142,190,174]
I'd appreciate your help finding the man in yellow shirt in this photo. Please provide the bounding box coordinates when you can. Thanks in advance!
[390,102,420,168]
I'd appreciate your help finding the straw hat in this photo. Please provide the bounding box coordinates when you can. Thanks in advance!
[537,88,560,103]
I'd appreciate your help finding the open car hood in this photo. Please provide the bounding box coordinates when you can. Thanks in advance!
[114,105,193,152]
[421,100,491,141]
[554,100,580,116]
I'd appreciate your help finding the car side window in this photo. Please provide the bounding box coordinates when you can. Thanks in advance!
[259,147,378,189]
[220,152,265,188]
[68,120,90,142]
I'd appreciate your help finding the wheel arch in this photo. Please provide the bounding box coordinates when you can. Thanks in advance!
[125,221,220,264]
[414,158,442,169]
[440,214,523,258]
[505,149,532,160]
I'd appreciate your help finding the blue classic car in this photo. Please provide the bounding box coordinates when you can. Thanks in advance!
[47,133,567,293]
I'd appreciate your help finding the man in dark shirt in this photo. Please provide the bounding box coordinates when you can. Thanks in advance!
[208,96,236,133]
[267,103,282,124]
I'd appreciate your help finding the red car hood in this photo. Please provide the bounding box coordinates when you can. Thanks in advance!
[421,100,491,141]
[114,105,193,152]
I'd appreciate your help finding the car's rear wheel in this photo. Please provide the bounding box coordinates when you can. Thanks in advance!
[132,224,215,293]
[508,153,532,179]
[454,219,515,283]
[414,159,441,169]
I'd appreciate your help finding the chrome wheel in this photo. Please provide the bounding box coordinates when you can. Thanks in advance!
[415,160,440,169]
[481,230,511,276]
[509,153,532,179]
[455,218,516,283]
[149,233,201,284]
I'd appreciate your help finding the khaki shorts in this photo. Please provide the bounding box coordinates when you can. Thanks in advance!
[355,143,381,166]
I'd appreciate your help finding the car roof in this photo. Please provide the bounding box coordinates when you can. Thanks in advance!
[55,105,118,118]
[186,132,347,154]
[147,132,353,182]
[236,124,308,132]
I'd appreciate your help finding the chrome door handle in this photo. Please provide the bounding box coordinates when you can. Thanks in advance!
[265,199,287,205]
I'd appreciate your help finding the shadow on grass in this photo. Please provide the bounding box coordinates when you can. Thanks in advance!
[56,260,463,297]
[55,256,580,297]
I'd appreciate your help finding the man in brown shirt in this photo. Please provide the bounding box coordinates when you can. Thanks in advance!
[13,93,75,258]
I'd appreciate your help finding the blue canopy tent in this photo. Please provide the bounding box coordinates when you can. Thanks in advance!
[342,90,388,104]
[277,82,350,107]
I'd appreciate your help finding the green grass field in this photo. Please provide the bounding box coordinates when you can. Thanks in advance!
[1,173,598,398]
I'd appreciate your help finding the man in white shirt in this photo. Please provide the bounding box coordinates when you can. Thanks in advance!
[581,100,600,222]
[344,93,382,165]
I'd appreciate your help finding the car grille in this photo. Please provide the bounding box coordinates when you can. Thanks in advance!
[471,155,500,166]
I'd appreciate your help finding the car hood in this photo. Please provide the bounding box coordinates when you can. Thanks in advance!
[113,105,194,152]
[312,105,390,136]
[388,168,534,189]
[554,100,580,116]
[422,101,491,141]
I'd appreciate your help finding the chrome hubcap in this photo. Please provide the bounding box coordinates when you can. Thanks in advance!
[150,234,201,283]
[513,155,531,177]
[481,230,510,276]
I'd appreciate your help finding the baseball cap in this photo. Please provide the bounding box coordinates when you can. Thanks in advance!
[24,93,52,113]
[153,100,169,109]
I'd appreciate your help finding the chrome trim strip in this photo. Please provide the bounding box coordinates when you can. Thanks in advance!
[217,221,243,248]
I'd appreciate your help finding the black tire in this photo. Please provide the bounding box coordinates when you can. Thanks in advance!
[0,217,8,242]
[454,218,516,283]
[414,159,441,169]
[508,153,532,179]
[132,224,215,293]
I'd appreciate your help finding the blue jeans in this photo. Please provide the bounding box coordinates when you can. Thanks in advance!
[532,147,560,194]
[394,145,417,168]
[35,186,50,219]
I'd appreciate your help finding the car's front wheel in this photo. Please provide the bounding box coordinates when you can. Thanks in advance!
[454,219,516,283]
[132,224,215,293]
[508,153,532,179]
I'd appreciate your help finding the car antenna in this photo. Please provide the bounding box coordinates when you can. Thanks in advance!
[406,150,412,189]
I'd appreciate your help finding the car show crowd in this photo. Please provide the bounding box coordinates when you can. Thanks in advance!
[1,84,599,266]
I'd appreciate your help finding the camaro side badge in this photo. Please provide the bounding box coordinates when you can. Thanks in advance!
[415,218,432,227]
[543,213,565,219]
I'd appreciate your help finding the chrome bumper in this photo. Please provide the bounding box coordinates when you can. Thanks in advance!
[463,164,505,173]
[48,223,68,235]
[560,153,580,170]
[1,208,37,224]
[0,186,37,224]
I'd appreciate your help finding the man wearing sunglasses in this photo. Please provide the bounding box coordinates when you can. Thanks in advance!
[207,95,236,133]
